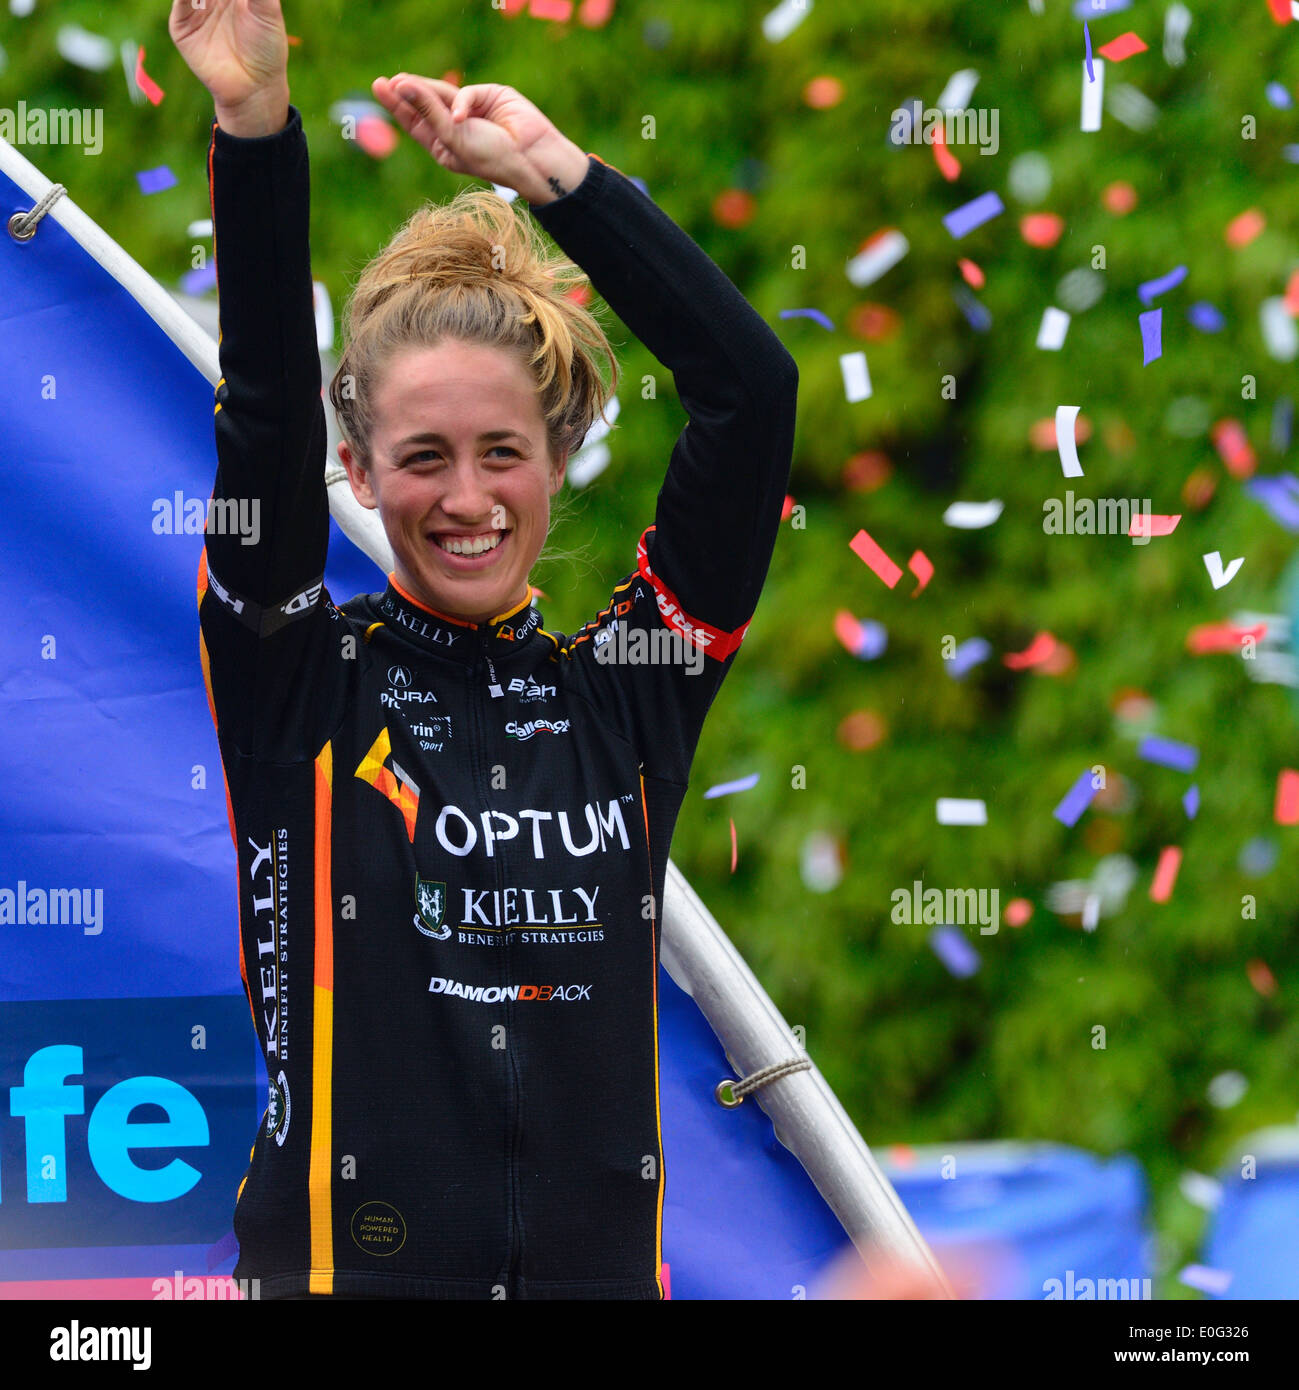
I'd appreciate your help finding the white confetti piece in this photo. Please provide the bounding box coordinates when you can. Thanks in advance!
[187,218,214,238]
[1207,1070,1247,1108]
[846,229,909,287]
[840,351,872,403]
[762,0,812,42]
[567,442,610,489]
[1037,307,1072,351]
[937,798,987,826]
[312,281,334,353]
[1178,1171,1223,1211]
[1108,83,1159,131]
[56,23,115,71]
[1179,1264,1233,1296]
[1164,3,1191,67]
[1261,296,1298,361]
[935,68,979,112]
[942,500,1003,529]
[1203,552,1244,589]
[1055,405,1084,477]
[9,0,35,15]
[121,39,146,106]
[1081,57,1105,132]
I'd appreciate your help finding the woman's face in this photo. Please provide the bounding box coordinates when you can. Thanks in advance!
[339,341,567,624]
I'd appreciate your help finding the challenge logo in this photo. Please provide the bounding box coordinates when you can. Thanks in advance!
[414,876,450,940]
[505,718,570,741]
[428,978,592,1002]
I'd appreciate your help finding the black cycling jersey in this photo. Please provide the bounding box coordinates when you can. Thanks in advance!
[198,105,797,1299]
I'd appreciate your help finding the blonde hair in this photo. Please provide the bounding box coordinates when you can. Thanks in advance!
[328,187,619,474]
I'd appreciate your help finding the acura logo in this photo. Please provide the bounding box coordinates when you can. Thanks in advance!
[388,665,412,687]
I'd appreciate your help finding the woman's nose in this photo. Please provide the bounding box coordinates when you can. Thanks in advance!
[438,462,494,520]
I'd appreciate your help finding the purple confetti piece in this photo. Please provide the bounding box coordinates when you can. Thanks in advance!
[953,287,992,332]
[1054,768,1097,827]
[1183,784,1200,819]
[943,191,1005,239]
[136,165,177,195]
[1137,735,1199,772]
[181,263,218,295]
[779,307,835,332]
[1271,397,1292,454]
[1140,307,1162,364]
[1245,474,1299,531]
[1137,265,1187,305]
[1187,301,1224,333]
[1084,22,1094,82]
[1266,81,1292,109]
[947,636,992,678]
[1178,1264,1233,1296]
[1072,0,1130,14]
[1285,145,1299,164]
[929,926,980,978]
[856,620,888,659]
[704,772,760,799]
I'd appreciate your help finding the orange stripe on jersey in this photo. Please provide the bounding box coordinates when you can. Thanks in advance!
[640,771,665,1298]
[309,741,335,1292]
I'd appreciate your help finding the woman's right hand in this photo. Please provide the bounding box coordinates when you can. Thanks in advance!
[169,0,290,132]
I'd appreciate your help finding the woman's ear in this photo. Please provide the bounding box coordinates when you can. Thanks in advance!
[550,447,569,495]
[339,440,379,510]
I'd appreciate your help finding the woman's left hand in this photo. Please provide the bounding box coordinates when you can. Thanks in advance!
[372,75,571,198]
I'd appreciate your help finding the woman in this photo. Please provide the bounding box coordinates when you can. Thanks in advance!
[173,0,797,1300]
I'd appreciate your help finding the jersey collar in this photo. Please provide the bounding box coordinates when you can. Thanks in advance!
[374,574,542,659]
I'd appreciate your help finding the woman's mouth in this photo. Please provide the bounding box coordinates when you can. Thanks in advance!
[429,529,510,567]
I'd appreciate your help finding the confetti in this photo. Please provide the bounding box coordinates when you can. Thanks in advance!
[1139,308,1162,364]
[1164,3,1191,65]
[1004,632,1057,670]
[1081,57,1105,131]
[1244,474,1299,530]
[1260,297,1298,361]
[1138,735,1198,772]
[907,550,933,596]
[1203,552,1244,590]
[1102,180,1138,215]
[849,529,902,587]
[530,0,573,19]
[56,24,115,71]
[946,637,992,678]
[1286,271,1299,314]
[936,798,987,826]
[1081,893,1100,931]
[136,166,178,195]
[932,125,961,181]
[9,0,34,15]
[1185,621,1267,655]
[1286,145,1299,164]
[1211,420,1256,478]
[935,68,979,111]
[1225,209,1265,248]
[313,281,334,352]
[1187,301,1225,333]
[837,709,888,751]
[942,500,1002,529]
[1239,836,1278,875]
[839,351,872,403]
[1008,152,1052,202]
[1183,784,1200,818]
[1020,213,1064,247]
[954,288,992,332]
[704,773,760,799]
[356,115,398,158]
[1056,405,1084,478]
[1084,22,1094,81]
[929,927,980,977]
[1071,0,1130,14]
[762,0,813,42]
[846,229,909,286]
[779,307,835,331]
[1098,31,1148,62]
[1004,899,1033,927]
[943,191,1004,239]
[1274,768,1299,823]
[188,218,214,238]
[1266,0,1292,21]
[1178,1172,1223,1210]
[1179,1265,1233,1296]
[579,0,616,26]
[1108,84,1158,131]
[1053,769,1097,828]
[957,258,985,289]
[780,494,796,521]
[1057,267,1104,312]
[1128,511,1180,538]
[1137,265,1187,305]
[1272,398,1293,454]
[1206,1071,1247,1108]
[834,611,888,659]
[729,817,737,873]
[181,264,218,296]
[1036,307,1071,350]
[1246,958,1278,996]
[800,831,844,893]
[1149,846,1182,902]
[134,45,165,106]
[1266,81,1293,109]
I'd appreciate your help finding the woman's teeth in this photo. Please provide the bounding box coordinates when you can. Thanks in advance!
[435,532,504,556]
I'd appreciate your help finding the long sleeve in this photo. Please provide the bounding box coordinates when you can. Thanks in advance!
[198,104,348,762]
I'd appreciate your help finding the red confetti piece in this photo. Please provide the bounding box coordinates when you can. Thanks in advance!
[1020,212,1064,248]
[356,115,398,158]
[780,493,796,521]
[1097,32,1149,61]
[1186,621,1267,655]
[1031,413,1092,450]
[579,0,616,27]
[1285,269,1299,316]
[1128,512,1181,538]
[1004,898,1034,928]
[1247,959,1278,997]
[1004,632,1057,670]
[1225,209,1266,248]
[286,34,303,46]
[1211,420,1256,478]
[1102,181,1138,215]
[957,258,985,289]
[907,549,934,595]
[729,818,737,873]
[1182,467,1218,509]
[713,189,756,229]
[847,303,901,341]
[1267,0,1291,22]
[1149,846,1182,902]
[842,450,893,491]
[888,1144,917,1167]
[932,125,961,181]
[804,76,845,109]
[1275,769,1299,824]
[530,0,574,19]
[838,709,887,751]
[849,528,902,588]
[134,46,165,106]
[833,610,862,652]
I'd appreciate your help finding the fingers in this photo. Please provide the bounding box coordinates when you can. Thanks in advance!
[371,75,466,172]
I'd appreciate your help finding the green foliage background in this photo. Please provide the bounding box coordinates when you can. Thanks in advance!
[7,0,1299,1296]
